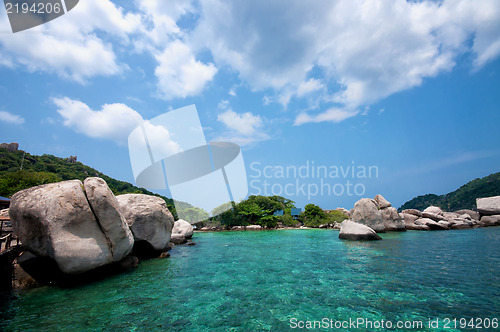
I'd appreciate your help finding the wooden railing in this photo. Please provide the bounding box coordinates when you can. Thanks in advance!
[0,219,19,253]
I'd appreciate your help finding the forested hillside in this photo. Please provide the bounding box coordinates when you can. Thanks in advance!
[399,172,500,211]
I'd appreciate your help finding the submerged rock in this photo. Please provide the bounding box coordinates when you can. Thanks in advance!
[339,220,382,241]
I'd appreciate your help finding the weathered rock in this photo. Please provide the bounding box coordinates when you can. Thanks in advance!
[423,206,444,216]
[351,198,385,232]
[480,215,500,226]
[401,213,419,225]
[231,226,245,230]
[422,211,445,222]
[319,224,328,229]
[458,213,471,220]
[442,212,460,220]
[117,194,174,251]
[339,220,382,241]
[380,207,406,231]
[374,194,391,208]
[454,209,480,221]
[437,220,450,229]
[0,142,19,152]
[83,178,134,261]
[10,180,113,274]
[401,209,422,217]
[450,219,472,229]
[416,218,447,230]
[246,225,262,230]
[172,219,194,239]
[476,196,500,216]
[170,234,187,245]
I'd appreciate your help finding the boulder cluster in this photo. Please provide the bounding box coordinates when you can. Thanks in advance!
[9,177,192,283]
[340,194,500,241]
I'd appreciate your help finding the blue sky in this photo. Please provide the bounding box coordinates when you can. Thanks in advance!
[1,0,500,211]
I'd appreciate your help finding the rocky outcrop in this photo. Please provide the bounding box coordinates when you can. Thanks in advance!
[0,142,19,152]
[476,196,500,215]
[402,209,422,217]
[116,194,174,252]
[454,209,480,221]
[83,177,134,260]
[339,220,382,241]
[350,198,385,232]
[480,215,500,226]
[415,218,447,230]
[10,180,132,274]
[172,219,194,239]
[374,194,391,208]
[423,206,444,216]
[246,225,262,230]
[380,206,406,231]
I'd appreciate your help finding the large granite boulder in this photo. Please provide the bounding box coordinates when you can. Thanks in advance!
[351,198,385,232]
[423,206,444,216]
[374,194,391,208]
[83,178,134,260]
[172,219,194,239]
[380,207,406,231]
[480,215,500,226]
[339,220,382,241]
[116,194,174,251]
[10,180,119,274]
[476,196,500,216]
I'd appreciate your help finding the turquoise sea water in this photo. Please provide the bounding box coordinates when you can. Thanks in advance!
[1,228,499,331]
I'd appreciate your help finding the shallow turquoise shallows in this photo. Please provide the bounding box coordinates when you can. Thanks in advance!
[1,228,499,331]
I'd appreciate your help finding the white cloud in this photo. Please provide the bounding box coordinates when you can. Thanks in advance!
[296,79,324,98]
[193,0,500,121]
[53,97,143,144]
[0,111,25,125]
[294,108,358,126]
[218,99,230,110]
[155,40,217,99]
[216,108,269,146]
[0,0,142,83]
